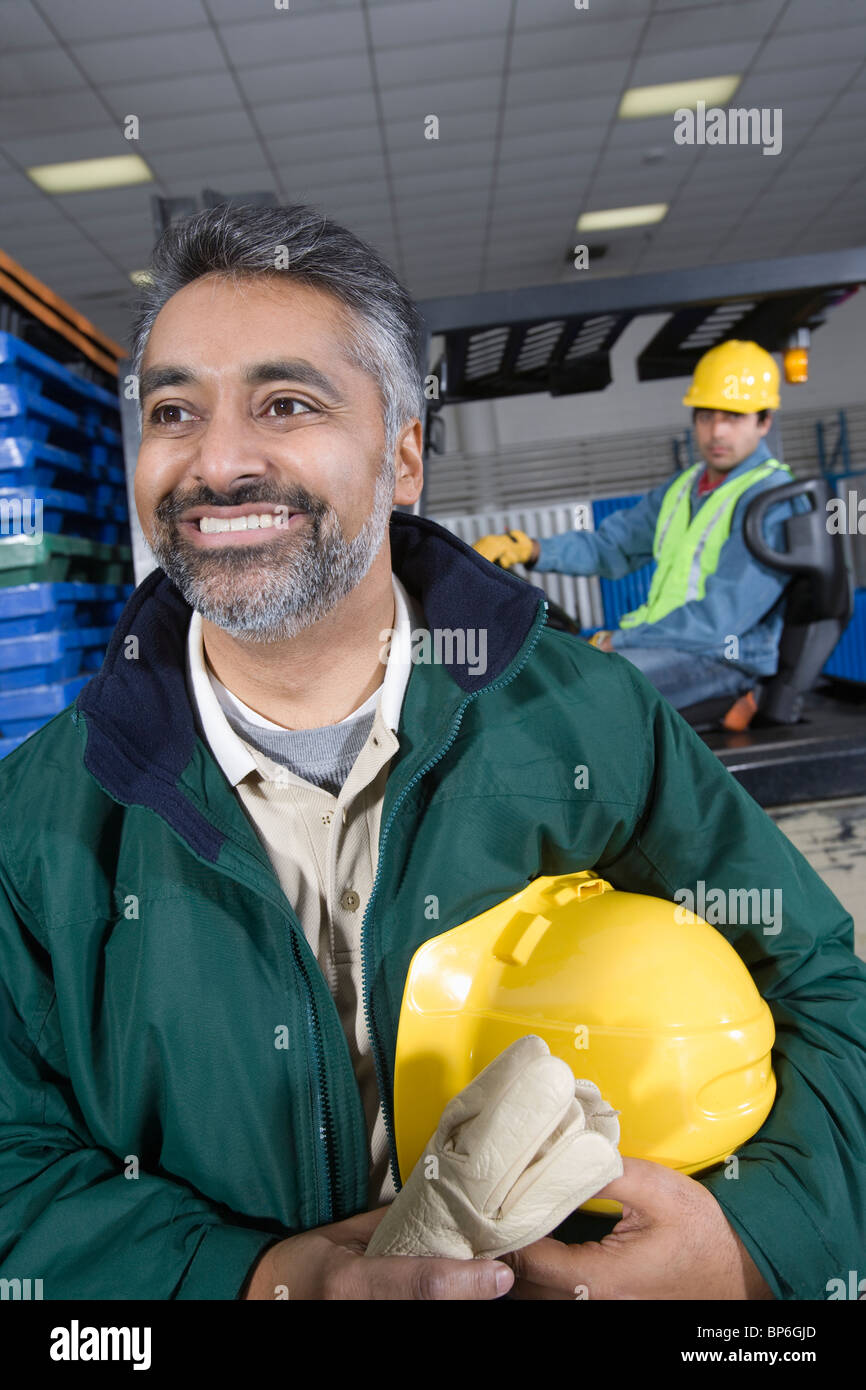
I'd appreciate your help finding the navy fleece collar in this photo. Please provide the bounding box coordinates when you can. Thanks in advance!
[75,511,544,860]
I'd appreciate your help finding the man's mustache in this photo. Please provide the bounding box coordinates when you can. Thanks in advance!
[155,487,328,525]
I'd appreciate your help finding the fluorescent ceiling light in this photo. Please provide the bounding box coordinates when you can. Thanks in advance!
[577,204,668,232]
[27,154,153,194]
[619,76,741,119]
[129,270,154,287]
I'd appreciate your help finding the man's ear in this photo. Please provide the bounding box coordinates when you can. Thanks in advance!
[393,418,424,508]
[759,412,774,436]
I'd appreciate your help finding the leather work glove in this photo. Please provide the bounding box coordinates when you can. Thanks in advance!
[365,1035,622,1261]
[472,529,534,569]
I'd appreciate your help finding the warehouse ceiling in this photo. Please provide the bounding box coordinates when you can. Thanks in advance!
[0,0,864,350]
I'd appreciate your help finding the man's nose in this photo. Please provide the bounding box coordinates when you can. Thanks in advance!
[191,407,268,490]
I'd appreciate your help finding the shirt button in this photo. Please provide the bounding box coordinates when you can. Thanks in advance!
[340,888,360,912]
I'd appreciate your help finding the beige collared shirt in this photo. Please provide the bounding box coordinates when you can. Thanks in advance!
[185,573,425,1208]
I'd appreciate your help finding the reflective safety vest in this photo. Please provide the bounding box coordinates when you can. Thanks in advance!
[619,458,793,630]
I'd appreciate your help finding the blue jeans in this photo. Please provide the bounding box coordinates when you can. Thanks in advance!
[614,645,757,711]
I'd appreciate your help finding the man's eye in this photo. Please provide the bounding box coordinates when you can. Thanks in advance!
[264,396,313,417]
[151,404,194,425]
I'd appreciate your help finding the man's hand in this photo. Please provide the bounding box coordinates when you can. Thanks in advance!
[242,1207,514,1300]
[472,530,535,570]
[587,630,614,652]
[500,1157,775,1300]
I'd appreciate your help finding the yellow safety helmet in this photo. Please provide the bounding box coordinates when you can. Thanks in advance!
[682,339,780,413]
[393,871,776,1216]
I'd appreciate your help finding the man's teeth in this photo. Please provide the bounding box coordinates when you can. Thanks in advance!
[198,513,287,534]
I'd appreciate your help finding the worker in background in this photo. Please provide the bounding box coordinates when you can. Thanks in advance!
[475,341,794,716]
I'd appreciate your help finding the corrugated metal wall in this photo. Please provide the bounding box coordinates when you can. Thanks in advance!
[435,503,604,628]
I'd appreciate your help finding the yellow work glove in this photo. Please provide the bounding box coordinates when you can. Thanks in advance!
[587,630,613,650]
[364,1035,621,1261]
[473,529,534,569]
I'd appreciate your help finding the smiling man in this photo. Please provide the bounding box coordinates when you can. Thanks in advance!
[0,205,864,1303]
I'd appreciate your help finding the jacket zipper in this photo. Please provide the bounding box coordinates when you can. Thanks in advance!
[288,933,337,1225]
[360,595,550,1192]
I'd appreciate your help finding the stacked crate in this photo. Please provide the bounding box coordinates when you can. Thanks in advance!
[0,332,134,759]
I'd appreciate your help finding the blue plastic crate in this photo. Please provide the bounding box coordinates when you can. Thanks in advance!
[0,581,132,636]
[0,332,120,436]
[0,649,81,688]
[0,435,94,490]
[0,381,123,458]
[0,674,90,732]
[592,495,655,628]
[0,579,131,620]
[823,588,866,684]
[0,484,125,544]
[0,623,114,673]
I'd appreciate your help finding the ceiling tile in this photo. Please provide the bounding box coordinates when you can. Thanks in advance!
[501,98,613,139]
[1,127,145,168]
[146,140,269,180]
[218,10,367,66]
[266,124,382,164]
[72,28,225,83]
[507,56,631,105]
[395,164,494,197]
[735,63,862,103]
[755,27,866,70]
[254,91,380,136]
[376,35,508,87]
[368,0,511,47]
[236,53,374,106]
[641,0,785,51]
[514,0,650,27]
[136,109,258,154]
[0,0,59,49]
[778,0,866,32]
[0,45,87,96]
[0,90,108,138]
[51,185,155,221]
[511,16,645,68]
[38,0,209,42]
[207,0,359,16]
[101,71,240,120]
[380,75,502,121]
[385,107,500,148]
[629,41,761,89]
[177,169,276,198]
[387,137,496,175]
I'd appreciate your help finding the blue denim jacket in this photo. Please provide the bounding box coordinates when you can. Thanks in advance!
[533,441,796,676]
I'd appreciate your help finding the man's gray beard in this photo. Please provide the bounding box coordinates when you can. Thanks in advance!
[149,455,396,642]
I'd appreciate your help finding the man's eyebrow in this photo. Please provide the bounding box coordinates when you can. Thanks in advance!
[243,359,343,401]
[138,359,345,404]
[139,365,196,401]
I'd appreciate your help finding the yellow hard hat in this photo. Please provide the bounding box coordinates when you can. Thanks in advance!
[393,871,776,1216]
[682,339,780,412]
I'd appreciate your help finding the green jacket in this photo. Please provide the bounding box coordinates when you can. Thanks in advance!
[0,512,863,1300]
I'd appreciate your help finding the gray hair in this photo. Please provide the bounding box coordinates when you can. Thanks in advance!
[129,202,427,453]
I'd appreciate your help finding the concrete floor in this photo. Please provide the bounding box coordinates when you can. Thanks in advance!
[766,796,866,962]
